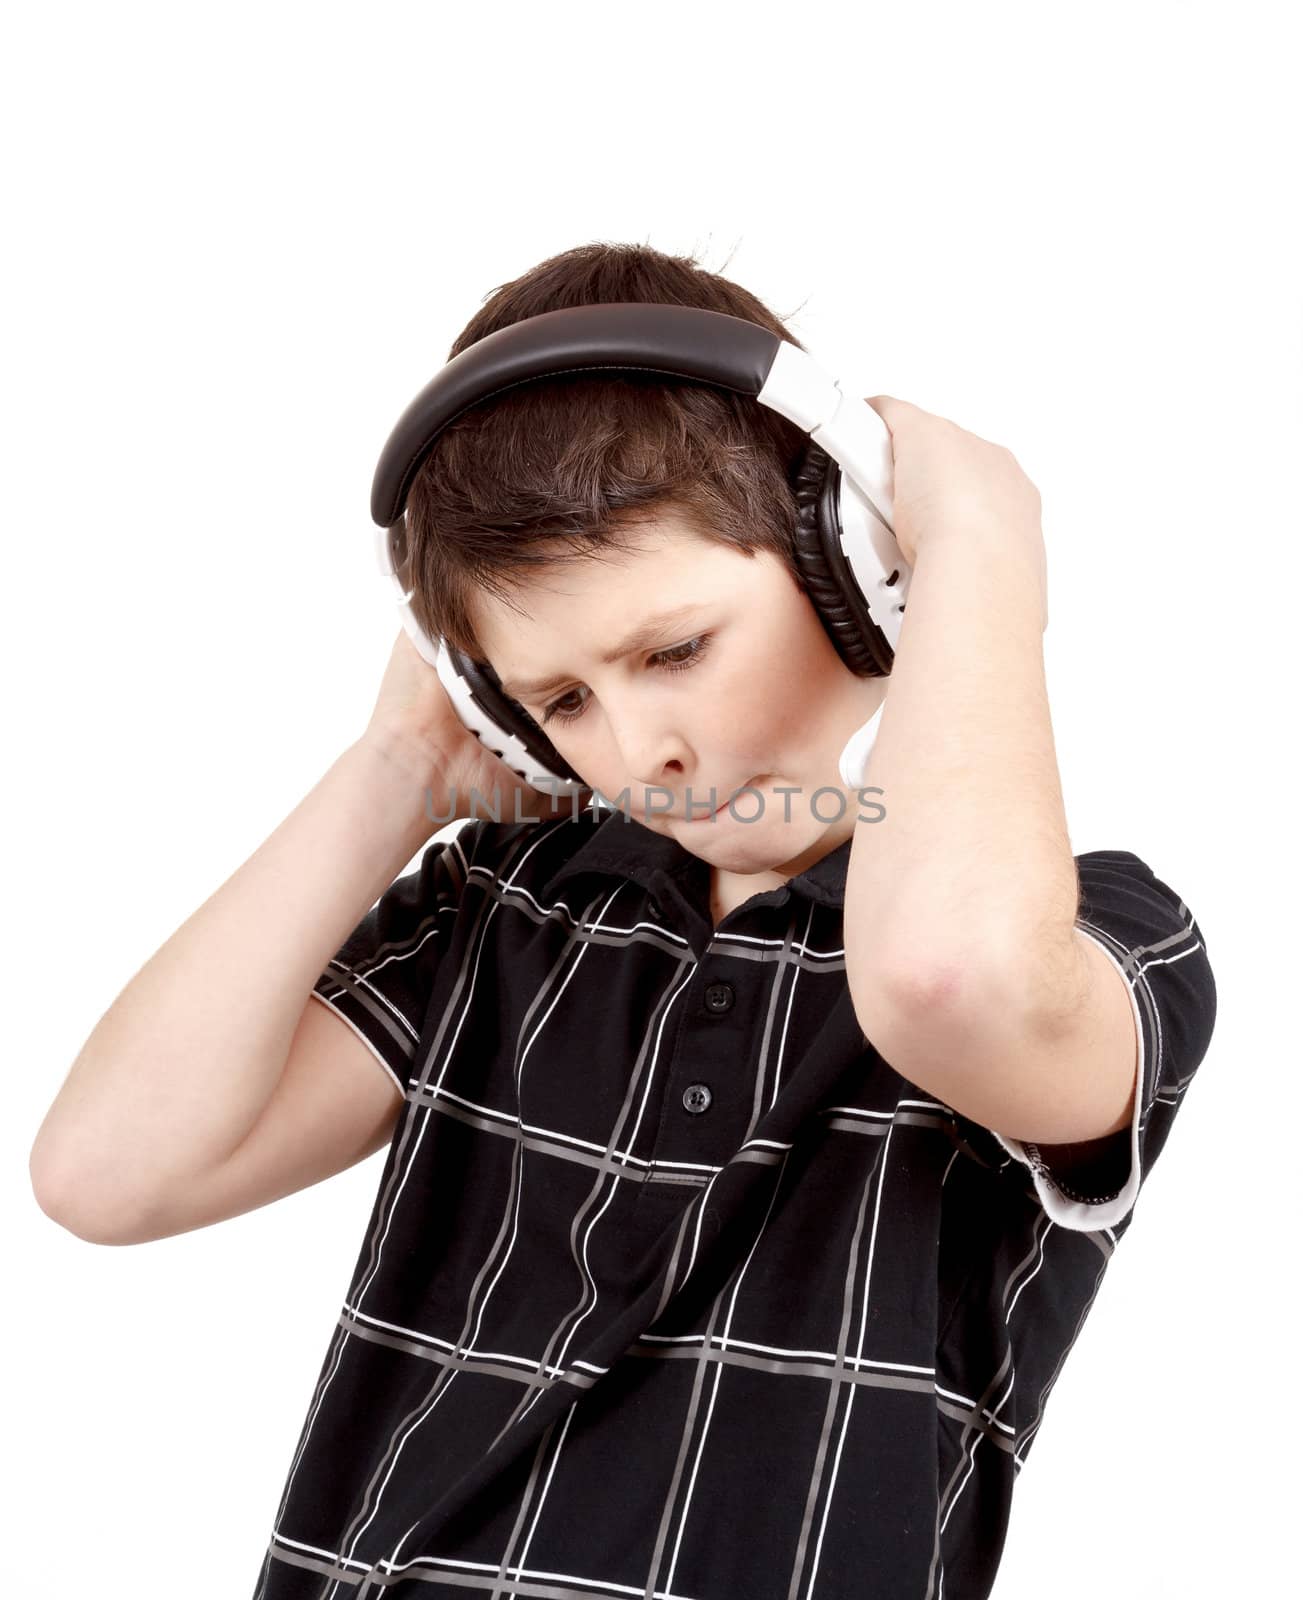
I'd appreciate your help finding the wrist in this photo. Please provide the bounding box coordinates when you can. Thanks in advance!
[360,720,452,791]
[914,518,1048,634]
[351,729,451,839]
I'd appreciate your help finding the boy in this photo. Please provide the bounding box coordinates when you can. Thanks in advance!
[30,243,1217,1599]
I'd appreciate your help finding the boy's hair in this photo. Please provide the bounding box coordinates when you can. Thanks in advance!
[401,241,814,663]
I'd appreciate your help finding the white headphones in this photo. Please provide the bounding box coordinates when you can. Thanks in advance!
[370,305,906,797]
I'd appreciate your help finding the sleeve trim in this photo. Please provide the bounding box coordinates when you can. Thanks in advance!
[307,988,408,1098]
[987,921,1146,1234]
[314,957,423,1057]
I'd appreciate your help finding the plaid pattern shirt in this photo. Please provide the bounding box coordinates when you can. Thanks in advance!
[254,805,1216,1600]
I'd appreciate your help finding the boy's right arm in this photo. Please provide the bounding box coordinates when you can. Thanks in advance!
[28,732,443,1245]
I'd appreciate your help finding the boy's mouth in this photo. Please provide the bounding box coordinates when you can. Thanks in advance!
[681,775,767,822]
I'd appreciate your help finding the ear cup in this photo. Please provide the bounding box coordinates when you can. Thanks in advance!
[447,644,587,786]
[791,441,895,678]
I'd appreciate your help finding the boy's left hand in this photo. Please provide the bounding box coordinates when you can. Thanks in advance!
[864,395,1048,631]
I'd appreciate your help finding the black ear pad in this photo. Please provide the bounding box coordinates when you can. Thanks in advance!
[447,645,587,786]
[790,442,896,678]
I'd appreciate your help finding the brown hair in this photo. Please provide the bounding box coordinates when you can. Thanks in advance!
[399,241,814,666]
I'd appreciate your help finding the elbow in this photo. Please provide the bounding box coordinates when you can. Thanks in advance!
[849,949,984,1047]
[849,953,1028,1107]
[876,959,973,1017]
[29,1144,151,1247]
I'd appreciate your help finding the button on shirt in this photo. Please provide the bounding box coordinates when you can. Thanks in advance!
[258,805,1217,1599]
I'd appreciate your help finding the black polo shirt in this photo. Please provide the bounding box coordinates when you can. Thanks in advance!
[254,803,1216,1599]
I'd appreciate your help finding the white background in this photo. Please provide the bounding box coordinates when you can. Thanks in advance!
[4,2,1295,1595]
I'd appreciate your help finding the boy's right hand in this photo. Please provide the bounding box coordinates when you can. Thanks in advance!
[362,629,592,824]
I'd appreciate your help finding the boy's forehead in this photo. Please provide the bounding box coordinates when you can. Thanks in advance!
[471,520,731,649]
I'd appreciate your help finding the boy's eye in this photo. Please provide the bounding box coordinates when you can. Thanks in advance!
[538,633,714,728]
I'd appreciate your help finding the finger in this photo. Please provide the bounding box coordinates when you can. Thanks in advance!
[866,394,933,430]
[864,394,913,420]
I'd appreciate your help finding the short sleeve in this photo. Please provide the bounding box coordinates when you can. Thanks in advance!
[309,819,482,1096]
[976,850,1217,1234]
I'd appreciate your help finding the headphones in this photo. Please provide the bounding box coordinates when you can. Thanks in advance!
[371,303,910,798]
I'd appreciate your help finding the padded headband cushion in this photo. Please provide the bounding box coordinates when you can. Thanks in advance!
[371,304,782,528]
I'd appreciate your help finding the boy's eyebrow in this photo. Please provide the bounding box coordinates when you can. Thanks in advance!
[498,603,708,701]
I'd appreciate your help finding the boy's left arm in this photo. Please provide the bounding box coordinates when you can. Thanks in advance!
[843,462,1138,1154]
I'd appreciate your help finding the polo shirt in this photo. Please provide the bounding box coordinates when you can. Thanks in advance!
[254,801,1216,1600]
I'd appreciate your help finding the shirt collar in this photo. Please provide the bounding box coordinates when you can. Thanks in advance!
[540,803,853,910]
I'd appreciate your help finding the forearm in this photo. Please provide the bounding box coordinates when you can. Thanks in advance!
[30,736,441,1222]
[843,522,1080,1028]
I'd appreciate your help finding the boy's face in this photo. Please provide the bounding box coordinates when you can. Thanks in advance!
[470,513,886,877]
